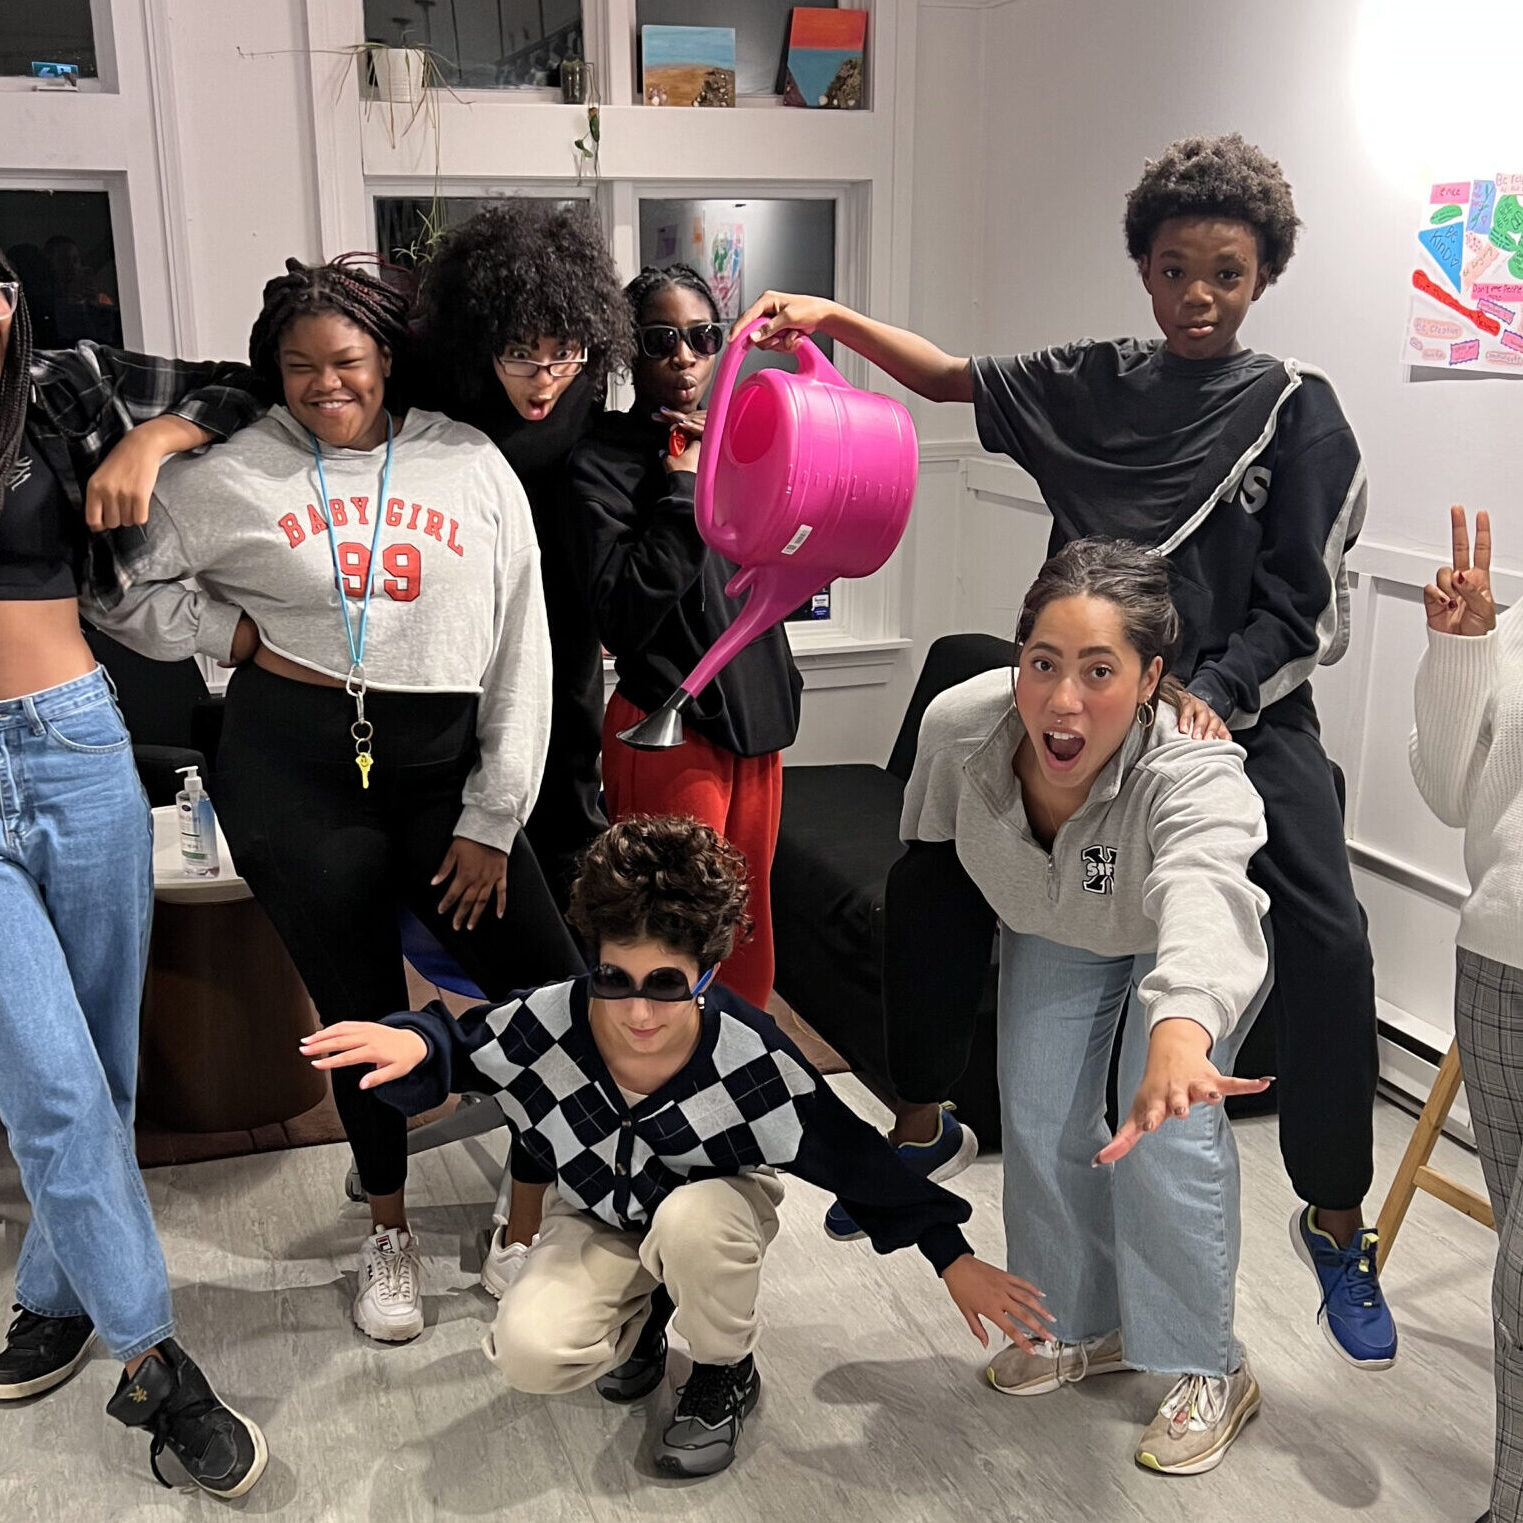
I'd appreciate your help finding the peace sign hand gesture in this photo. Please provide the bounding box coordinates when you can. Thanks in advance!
[1424,506,1497,638]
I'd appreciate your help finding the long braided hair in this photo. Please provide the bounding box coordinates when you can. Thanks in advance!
[0,248,34,488]
[247,254,414,406]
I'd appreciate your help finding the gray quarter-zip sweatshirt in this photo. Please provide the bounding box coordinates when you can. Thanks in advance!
[902,668,1270,1042]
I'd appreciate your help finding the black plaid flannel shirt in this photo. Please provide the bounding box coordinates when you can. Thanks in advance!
[24,341,263,606]
[381,977,975,1274]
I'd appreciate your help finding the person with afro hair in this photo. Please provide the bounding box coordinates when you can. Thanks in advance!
[414,202,634,916]
[733,133,1397,1376]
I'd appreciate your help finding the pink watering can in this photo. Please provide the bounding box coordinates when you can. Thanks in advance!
[617,316,919,749]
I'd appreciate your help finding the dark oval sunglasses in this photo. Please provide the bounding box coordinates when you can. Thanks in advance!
[589,964,717,1002]
[636,322,725,360]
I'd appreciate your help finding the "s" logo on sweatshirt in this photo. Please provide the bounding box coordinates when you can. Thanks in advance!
[1238,466,1271,516]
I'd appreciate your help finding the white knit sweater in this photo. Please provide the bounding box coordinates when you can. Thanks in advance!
[1409,604,1523,970]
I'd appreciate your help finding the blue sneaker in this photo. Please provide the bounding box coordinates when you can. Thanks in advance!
[824,1106,979,1241]
[1291,1206,1397,1369]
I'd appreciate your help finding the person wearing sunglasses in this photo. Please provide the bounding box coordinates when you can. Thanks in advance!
[0,253,269,1494]
[302,814,1048,1480]
[410,201,634,1296]
[569,266,802,1013]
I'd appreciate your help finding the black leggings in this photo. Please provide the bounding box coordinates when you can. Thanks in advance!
[216,664,583,1197]
[883,684,1378,1210]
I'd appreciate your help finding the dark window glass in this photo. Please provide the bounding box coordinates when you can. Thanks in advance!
[375,194,586,271]
[363,0,583,89]
[0,190,123,349]
[1,2,98,79]
[640,197,837,620]
[635,0,837,96]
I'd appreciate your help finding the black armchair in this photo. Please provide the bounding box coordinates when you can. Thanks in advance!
[771,634,1014,1147]
[82,625,225,807]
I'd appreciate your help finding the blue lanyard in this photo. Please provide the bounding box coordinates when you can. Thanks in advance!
[311,414,394,676]
[310,416,394,788]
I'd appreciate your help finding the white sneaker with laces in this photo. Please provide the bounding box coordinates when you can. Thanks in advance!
[986,1331,1128,1396]
[480,1227,538,1300]
[1134,1354,1261,1475]
[353,1226,424,1342]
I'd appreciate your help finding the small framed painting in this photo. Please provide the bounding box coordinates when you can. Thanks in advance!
[641,26,737,107]
[781,8,866,109]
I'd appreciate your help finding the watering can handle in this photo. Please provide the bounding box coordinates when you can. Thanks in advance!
[694,316,847,555]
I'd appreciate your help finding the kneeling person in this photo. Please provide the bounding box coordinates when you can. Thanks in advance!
[303,815,1048,1478]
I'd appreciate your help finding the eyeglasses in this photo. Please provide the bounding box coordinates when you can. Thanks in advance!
[495,350,587,379]
[636,323,725,360]
[589,963,717,1002]
[0,282,18,319]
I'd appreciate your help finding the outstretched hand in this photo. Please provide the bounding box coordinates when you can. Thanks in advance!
[1424,505,1496,637]
[941,1254,1055,1352]
[1095,1018,1271,1164]
[300,1021,428,1090]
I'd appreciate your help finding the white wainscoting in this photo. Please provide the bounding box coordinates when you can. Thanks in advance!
[927,441,1517,1128]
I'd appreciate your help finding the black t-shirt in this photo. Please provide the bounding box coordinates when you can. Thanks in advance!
[973,338,1280,548]
[0,429,84,599]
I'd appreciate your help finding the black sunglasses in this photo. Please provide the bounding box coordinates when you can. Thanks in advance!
[636,322,725,360]
[589,963,717,1002]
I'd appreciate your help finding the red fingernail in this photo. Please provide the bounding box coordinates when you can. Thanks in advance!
[1457,572,1466,584]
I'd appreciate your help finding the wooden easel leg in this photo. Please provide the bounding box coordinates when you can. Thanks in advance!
[1374,1042,1466,1270]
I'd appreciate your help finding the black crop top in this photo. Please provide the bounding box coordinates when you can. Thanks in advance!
[0,430,83,600]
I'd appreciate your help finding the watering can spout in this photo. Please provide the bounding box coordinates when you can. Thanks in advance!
[617,689,694,751]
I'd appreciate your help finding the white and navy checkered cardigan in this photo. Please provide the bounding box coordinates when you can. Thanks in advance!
[380,977,973,1274]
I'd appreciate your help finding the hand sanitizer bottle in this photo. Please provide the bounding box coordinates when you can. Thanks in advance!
[175,765,221,878]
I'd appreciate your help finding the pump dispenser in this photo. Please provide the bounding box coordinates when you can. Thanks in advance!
[175,764,221,878]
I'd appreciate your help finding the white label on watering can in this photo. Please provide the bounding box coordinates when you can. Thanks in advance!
[781,524,814,556]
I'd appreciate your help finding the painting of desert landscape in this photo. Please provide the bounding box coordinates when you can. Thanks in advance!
[641,24,736,107]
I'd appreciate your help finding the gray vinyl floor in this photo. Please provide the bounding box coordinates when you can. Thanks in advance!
[0,1080,1496,1523]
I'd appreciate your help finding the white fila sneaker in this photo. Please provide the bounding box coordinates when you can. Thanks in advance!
[353,1226,424,1342]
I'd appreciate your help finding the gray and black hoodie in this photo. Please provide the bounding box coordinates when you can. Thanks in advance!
[973,339,1367,730]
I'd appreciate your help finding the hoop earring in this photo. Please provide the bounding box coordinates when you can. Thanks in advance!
[1136,698,1157,729]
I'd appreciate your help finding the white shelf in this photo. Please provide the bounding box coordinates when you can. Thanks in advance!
[359,98,889,183]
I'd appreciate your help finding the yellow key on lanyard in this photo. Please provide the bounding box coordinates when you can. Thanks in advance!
[356,753,373,789]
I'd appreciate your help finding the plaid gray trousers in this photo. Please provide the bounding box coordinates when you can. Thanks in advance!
[1456,948,1523,1523]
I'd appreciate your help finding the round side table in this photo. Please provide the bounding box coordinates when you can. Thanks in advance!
[140,808,325,1132]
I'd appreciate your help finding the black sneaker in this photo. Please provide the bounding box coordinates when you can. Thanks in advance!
[654,1354,760,1477]
[105,1340,268,1498]
[596,1285,672,1403]
[0,1306,97,1400]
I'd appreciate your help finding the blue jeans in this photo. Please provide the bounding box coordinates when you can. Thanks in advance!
[997,930,1265,1376]
[0,668,172,1361]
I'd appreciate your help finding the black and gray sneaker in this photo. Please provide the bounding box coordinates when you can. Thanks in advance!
[105,1340,267,1498]
[0,1306,97,1400]
[654,1354,760,1478]
[596,1285,673,1403]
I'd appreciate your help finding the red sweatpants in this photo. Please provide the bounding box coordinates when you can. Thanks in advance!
[601,692,782,1008]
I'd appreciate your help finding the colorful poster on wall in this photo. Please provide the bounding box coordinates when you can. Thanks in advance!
[675,213,746,321]
[1404,172,1523,374]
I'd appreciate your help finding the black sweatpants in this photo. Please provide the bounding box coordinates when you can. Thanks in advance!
[882,683,1378,1210]
[216,664,584,1198]
[1236,684,1378,1209]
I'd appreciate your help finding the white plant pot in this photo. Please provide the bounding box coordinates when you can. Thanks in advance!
[365,47,428,106]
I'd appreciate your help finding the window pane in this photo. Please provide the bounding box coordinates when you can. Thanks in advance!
[639,197,836,619]
[0,1,98,79]
[375,193,586,271]
[363,0,583,90]
[0,190,123,349]
[635,0,836,97]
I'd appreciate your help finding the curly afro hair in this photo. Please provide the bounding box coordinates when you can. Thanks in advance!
[416,201,633,406]
[568,815,752,972]
[1123,134,1301,283]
